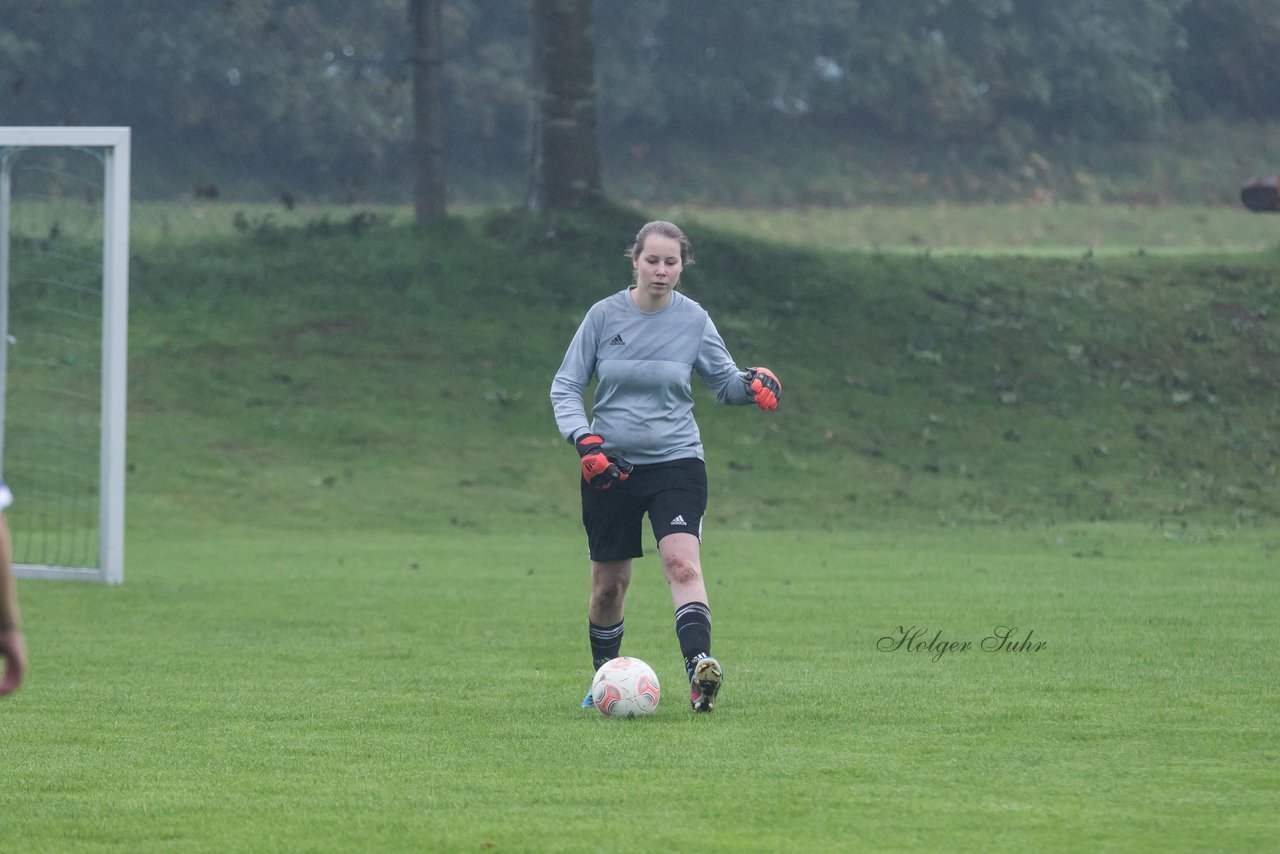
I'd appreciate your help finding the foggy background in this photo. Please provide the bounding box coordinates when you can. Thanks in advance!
[3,0,1278,205]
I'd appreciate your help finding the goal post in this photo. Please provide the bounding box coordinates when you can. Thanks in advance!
[0,127,130,584]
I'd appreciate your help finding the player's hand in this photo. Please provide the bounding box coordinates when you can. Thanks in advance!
[575,434,634,490]
[0,629,26,696]
[742,367,781,410]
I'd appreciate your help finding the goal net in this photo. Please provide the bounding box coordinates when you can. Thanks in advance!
[0,127,129,584]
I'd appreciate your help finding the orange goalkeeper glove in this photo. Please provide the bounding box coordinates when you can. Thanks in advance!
[575,434,634,490]
[742,367,781,410]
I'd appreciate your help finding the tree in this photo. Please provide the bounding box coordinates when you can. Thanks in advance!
[8,0,1274,199]
[1174,0,1280,120]
[409,0,446,220]
[527,0,602,211]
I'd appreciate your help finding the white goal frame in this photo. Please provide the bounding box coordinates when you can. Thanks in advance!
[0,126,130,584]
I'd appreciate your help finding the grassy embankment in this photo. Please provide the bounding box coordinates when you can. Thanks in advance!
[106,201,1280,535]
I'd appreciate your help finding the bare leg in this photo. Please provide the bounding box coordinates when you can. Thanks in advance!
[661,532,720,708]
[589,559,632,626]
[658,533,707,609]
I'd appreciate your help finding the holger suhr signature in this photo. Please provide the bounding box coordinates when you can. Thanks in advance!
[877,625,1047,662]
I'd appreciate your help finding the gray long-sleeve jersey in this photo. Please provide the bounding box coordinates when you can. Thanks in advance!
[551,288,754,464]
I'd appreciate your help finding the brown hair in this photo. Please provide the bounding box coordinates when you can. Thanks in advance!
[627,221,695,266]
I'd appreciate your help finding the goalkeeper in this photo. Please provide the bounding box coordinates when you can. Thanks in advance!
[0,477,25,696]
[550,220,781,713]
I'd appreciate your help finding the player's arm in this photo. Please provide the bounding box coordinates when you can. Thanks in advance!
[551,307,604,442]
[553,308,634,489]
[694,317,780,409]
[0,511,26,696]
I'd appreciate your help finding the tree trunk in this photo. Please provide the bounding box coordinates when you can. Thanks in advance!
[410,0,446,222]
[527,0,603,212]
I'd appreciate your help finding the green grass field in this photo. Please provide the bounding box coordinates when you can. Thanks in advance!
[2,201,1278,851]
[122,197,1280,255]
[676,203,1280,256]
[5,526,1277,850]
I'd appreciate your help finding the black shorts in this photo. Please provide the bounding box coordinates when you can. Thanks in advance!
[580,457,708,562]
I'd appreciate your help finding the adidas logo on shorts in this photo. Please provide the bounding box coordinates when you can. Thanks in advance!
[670,515,687,526]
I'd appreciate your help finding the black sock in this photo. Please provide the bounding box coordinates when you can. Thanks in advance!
[674,601,712,680]
[589,619,624,672]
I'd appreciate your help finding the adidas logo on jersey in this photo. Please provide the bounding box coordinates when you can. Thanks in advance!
[609,334,625,346]
[670,515,687,526]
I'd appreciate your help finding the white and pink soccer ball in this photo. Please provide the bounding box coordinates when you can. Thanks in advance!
[591,656,661,717]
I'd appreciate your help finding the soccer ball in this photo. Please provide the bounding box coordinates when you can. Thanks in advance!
[591,656,661,717]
